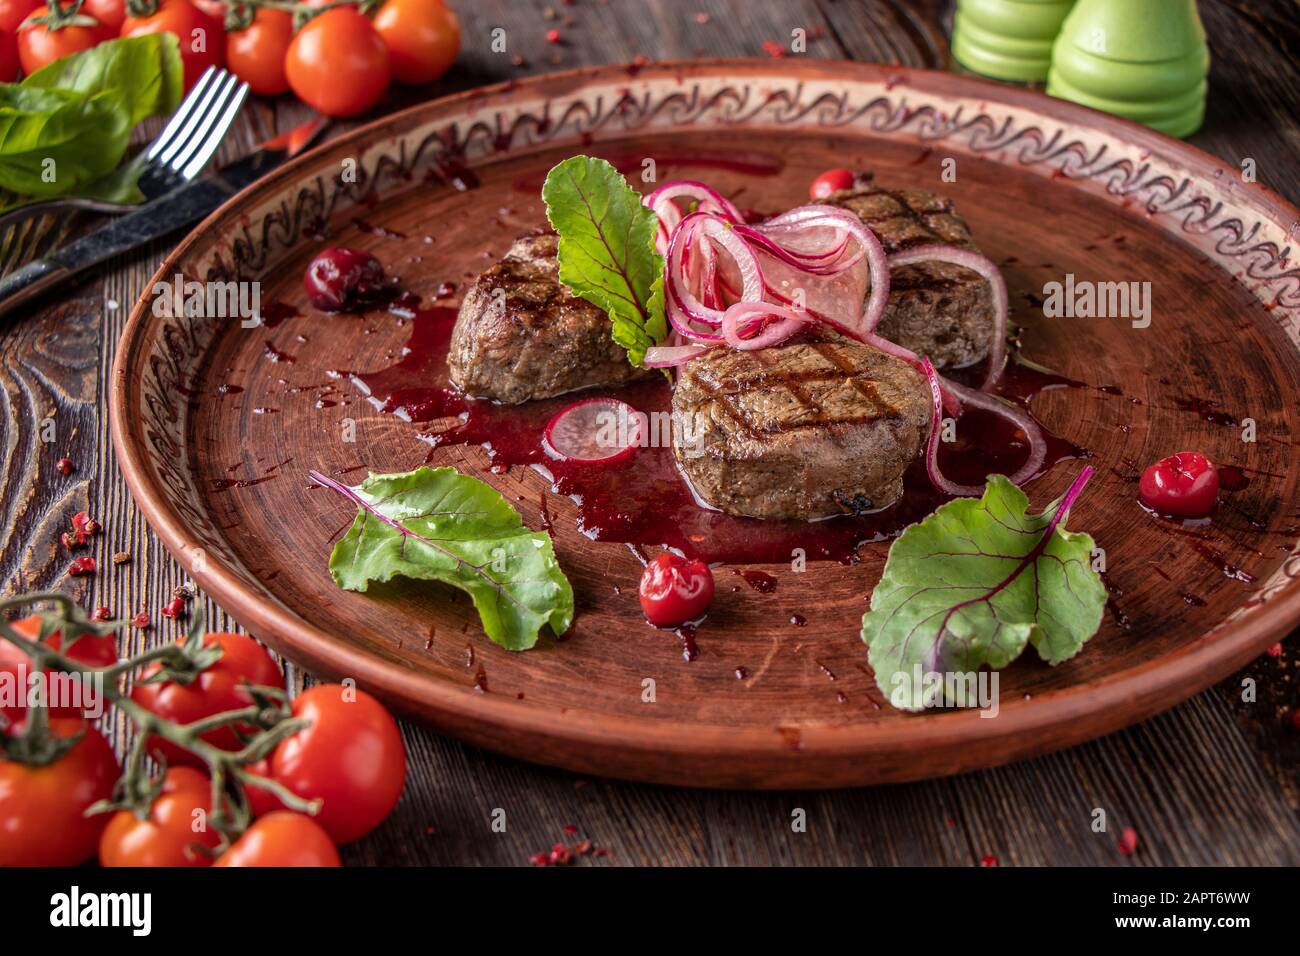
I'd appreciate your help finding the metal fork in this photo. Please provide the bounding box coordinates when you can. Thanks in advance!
[0,67,250,276]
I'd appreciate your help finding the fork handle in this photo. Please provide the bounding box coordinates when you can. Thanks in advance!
[0,259,70,315]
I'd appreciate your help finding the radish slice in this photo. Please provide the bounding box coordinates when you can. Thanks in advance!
[543,399,643,464]
[886,244,1008,391]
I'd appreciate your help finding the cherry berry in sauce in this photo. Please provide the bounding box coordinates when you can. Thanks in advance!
[639,552,715,627]
[809,168,855,200]
[1139,451,1219,518]
[304,247,387,311]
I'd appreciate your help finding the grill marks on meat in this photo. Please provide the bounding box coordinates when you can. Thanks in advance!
[448,233,647,404]
[825,179,994,369]
[672,338,931,520]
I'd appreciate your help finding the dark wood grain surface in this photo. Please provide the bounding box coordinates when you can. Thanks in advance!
[4,0,1299,865]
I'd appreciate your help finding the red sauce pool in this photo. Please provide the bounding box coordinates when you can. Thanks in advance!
[342,307,1083,564]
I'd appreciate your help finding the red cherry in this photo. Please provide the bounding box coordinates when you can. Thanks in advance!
[303,248,387,312]
[809,168,855,200]
[638,552,714,627]
[1138,451,1219,518]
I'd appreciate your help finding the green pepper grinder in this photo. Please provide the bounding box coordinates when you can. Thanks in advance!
[952,0,1078,83]
[1046,0,1209,138]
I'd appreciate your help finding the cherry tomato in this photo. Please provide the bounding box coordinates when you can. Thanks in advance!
[242,757,285,817]
[0,614,117,722]
[121,0,223,90]
[372,0,459,85]
[17,13,101,75]
[269,684,406,844]
[285,7,390,118]
[82,0,124,33]
[214,811,341,867]
[0,717,118,866]
[0,28,18,80]
[809,167,855,200]
[225,7,291,95]
[1139,451,1219,518]
[638,552,715,627]
[0,0,38,33]
[130,631,283,767]
[99,766,222,867]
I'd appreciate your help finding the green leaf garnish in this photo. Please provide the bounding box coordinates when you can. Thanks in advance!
[311,466,574,651]
[542,156,666,367]
[0,34,184,206]
[862,469,1106,711]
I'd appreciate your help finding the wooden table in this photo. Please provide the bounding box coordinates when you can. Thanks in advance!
[5,0,1298,866]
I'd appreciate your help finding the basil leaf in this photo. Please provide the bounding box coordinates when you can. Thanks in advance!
[0,35,183,203]
[23,33,184,126]
[862,470,1106,711]
[313,467,574,651]
[542,155,666,367]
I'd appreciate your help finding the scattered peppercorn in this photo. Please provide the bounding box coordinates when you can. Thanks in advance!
[1267,642,1284,658]
[56,457,74,476]
[761,39,785,58]
[91,607,112,621]
[60,532,79,551]
[67,556,96,577]
[160,598,187,620]
[112,551,131,565]
[548,843,571,865]
[545,28,561,44]
[1117,827,1139,856]
[130,612,151,629]
[529,852,550,867]
[979,854,998,867]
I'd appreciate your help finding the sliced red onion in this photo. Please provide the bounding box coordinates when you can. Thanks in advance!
[645,180,743,254]
[944,377,1048,491]
[918,357,968,495]
[666,212,763,338]
[756,205,889,340]
[644,344,712,368]
[886,244,1008,390]
[721,301,809,350]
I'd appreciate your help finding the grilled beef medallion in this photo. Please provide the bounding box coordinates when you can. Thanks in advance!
[448,233,647,404]
[671,338,931,520]
[825,180,994,369]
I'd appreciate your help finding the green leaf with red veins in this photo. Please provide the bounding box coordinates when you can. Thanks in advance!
[861,470,1105,711]
[542,155,666,367]
[313,466,573,651]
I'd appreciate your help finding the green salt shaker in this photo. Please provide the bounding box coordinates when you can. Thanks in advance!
[952,0,1077,83]
[1046,0,1209,138]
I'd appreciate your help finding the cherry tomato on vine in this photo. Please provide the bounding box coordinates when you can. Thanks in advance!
[373,0,459,85]
[0,614,117,722]
[0,0,38,33]
[285,7,390,118]
[638,552,715,627]
[0,717,118,867]
[268,684,406,844]
[214,811,341,867]
[0,28,18,80]
[99,766,223,867]
[120,0,223,90]
[224,6,291,96]
[130,631,283,767]
[81,0,123,33]
[17,7,102,75]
